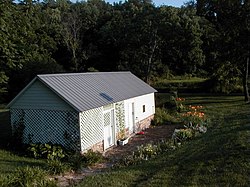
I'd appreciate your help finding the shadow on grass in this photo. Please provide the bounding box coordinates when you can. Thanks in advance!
[0,158,46,172]
[85,95,250,187]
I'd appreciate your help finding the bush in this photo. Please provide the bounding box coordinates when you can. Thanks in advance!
[151,108,179,125]
[173,129,194,142]
[68,150,104,171]
[157,139,177,152]
[68,152,86,171]
[27,143,66,160]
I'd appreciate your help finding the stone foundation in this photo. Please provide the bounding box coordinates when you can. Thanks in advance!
[85,140,104,153]
[135,115,154,132]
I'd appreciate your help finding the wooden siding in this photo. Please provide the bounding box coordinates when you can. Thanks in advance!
[11,80,73,111]
[79,107,104,152]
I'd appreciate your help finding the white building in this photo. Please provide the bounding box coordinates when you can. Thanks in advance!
[7,72,157,152]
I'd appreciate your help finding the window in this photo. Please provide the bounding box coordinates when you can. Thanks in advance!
[143,105,146,113]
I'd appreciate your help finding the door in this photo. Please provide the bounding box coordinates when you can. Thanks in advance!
[103,109,115,149]
[128,102,135,133]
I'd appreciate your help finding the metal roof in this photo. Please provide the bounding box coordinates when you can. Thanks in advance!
[34,72,157,112]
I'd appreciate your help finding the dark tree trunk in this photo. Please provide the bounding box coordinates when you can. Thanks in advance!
[243,56,250,103]
[145,30,158,84]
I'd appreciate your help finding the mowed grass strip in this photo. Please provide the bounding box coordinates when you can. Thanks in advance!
[76,95,250,187]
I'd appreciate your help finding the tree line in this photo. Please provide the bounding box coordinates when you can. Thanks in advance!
[0,0,249,102]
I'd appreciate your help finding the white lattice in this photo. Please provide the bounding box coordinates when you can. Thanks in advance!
[104,112,111,127]
[79,107,103,152]
[10,108,80,150]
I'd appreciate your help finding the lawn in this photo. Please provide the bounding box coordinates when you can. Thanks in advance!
[0,150,47,175]
[0,95,249,186]
[75,95,250,186]
[153,77,207,92]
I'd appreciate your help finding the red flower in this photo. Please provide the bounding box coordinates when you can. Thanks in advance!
[137,131,145,135]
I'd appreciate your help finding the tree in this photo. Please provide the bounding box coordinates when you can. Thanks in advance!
[0,0,19,93]
[196,0,250,102]
[159,6,205,77]
[1,0,65,100]
[107,0,161,82]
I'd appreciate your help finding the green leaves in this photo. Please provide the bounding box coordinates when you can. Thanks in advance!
[27,143,66,160]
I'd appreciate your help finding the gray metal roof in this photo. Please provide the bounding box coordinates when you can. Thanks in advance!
[36,72,157,112]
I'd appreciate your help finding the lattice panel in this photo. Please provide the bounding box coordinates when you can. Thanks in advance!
[79,107,103,152]
[115,101,125,132]
[10,108,80,150]
[104,112,111,127]
[11,109,25,129]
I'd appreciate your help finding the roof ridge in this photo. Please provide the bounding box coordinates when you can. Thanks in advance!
[38,71,131,77]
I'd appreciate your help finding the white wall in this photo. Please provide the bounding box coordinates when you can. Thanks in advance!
[124,93,155,130]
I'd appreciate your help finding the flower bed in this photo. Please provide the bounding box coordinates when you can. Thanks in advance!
[114,97,210,168]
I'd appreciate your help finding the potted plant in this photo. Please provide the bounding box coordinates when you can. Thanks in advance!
[117,128,129,146]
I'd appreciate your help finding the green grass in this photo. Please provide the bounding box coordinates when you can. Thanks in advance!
[76,95,250,186]
[158,77,206,84]
[152,77,207,91]
[0,150,47,175]
[0,95,249,186]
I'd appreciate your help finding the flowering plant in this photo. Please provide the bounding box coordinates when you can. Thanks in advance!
[175,97,186,112]
[118,128,128,141]
[181,105,208,133]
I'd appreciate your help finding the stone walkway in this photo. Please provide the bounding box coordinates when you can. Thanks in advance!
[104,124,182,160]
[55,124,181,186]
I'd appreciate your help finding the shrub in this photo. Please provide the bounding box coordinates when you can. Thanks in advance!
[27,143,66,160]
[68,152,86,171]
[152,108,179,125]
[173,129,194,142]
[68,150,104,171]
[157,139,177,152]
[11,112,25,149]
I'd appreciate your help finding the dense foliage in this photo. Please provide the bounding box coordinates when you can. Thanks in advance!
[0,0,249,102]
